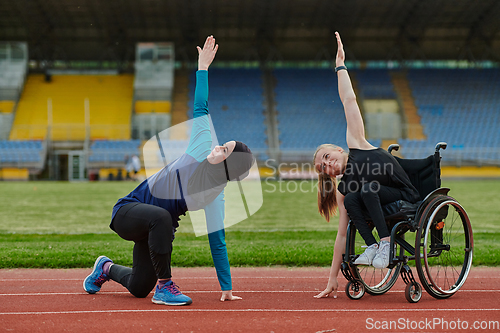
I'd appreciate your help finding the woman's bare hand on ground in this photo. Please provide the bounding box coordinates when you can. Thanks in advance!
[313,278,338,299]
[220,290,243,302]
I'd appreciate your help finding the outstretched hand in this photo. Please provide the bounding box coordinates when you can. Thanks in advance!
[335,31,345,67]
[313,278,338,299]
[220,290,243,302]
[197,35,219,71]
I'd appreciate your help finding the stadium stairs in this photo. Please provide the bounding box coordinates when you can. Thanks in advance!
[169,69,190,140]
[0,101,15,140]
[391,71,426,140]
[262,67,279,162]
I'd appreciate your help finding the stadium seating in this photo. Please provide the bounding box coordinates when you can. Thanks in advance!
[0,101,15,113]
[11,74,134,141]
[354,69,397,99]
[274,68,381,152]
[88,140,141,164]
[0,140,44,164]
[401,69,500,163]
[134,101,171,114]
[187,68,268,159]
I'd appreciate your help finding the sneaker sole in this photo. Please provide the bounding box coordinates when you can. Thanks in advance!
[152,298,193,306]
[83,255,109,294]
[372,263,389,269]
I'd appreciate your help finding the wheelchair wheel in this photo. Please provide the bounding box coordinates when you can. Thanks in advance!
[405,281,422,303]
[345,281,365,300]
[348,225,402,296]
[415,196,473,299]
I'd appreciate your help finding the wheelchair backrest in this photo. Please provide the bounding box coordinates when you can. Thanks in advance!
[393,153,441,200]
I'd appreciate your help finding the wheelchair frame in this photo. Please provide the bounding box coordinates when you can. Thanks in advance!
[340,142,474,303]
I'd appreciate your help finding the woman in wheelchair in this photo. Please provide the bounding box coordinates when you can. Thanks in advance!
[313,32,420,299]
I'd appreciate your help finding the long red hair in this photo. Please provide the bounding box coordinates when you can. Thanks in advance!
[313,144,340,222]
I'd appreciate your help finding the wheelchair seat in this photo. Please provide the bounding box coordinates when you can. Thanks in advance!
[382,200,421,220]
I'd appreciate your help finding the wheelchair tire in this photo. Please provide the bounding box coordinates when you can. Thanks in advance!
[415,195,473,299]
[347,224,402,296]
[405,281,422,303]
[345,281,365,300]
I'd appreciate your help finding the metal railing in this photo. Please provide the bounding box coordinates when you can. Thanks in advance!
[9,124,130,141]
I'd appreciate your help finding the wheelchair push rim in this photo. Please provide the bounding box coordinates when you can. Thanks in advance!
[417,197,473,298]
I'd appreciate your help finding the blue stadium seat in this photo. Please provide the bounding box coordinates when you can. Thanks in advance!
[273,68,347,151]
[0,140,43,164]
[354,69,397,99]
[89,140,141,163]
[403,68,500,163]
[187,68,268,155]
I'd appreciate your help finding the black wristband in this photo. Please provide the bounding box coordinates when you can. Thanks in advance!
[335,65,347,73]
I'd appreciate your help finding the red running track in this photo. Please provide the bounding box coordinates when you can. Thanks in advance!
[0,267,499,333]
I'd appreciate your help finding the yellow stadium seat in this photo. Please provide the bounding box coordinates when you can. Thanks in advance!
[0,168,29,180]
[98,168,126,180]
[135,101,171,114]
[0,101,15,113]
[11,74,134,141]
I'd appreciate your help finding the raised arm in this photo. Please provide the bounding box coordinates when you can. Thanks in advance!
[335,32,374,150]
[186,36,219,161]
[193,35,218,119]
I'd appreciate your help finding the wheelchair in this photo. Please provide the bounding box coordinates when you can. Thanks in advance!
[340,142,473,303]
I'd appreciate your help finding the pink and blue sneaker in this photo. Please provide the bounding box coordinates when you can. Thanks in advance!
[152,281,192,306]
[83,255,113,294]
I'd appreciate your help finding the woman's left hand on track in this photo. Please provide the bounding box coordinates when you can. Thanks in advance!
[220,290,243,301]
[313,277,338,299]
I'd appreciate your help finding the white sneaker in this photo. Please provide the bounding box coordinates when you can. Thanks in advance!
[372,240,391,269]
[354,243,378,265]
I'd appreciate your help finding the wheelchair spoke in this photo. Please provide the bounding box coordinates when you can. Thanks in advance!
[350,226,401,295]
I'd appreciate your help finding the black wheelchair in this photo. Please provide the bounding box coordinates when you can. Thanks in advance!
[340,142,473,303]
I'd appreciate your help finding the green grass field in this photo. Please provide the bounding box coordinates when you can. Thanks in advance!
[1,180,499,268]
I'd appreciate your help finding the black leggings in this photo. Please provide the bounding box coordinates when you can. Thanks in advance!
[343,182,404,246]
[108,203,173,298]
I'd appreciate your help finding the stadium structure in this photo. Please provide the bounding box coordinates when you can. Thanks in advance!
[0,0,499,180]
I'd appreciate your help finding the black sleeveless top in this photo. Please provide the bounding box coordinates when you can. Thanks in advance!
[337,148,420,203]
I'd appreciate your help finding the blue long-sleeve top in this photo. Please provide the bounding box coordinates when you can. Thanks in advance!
[112,70,232,291]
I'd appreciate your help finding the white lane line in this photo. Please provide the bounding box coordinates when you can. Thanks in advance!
[0,289,499,296]
[1,308,499,316]
[0,277,319,281]
[0,275,497,282]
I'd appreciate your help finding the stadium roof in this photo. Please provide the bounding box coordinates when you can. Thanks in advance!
[1,0,500,62]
